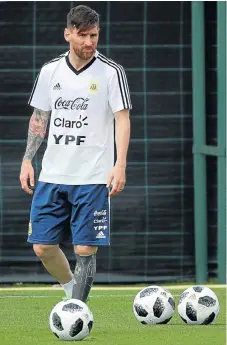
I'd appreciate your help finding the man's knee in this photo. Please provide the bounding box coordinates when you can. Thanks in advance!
[74,245,97,256]
[33,244,59,260]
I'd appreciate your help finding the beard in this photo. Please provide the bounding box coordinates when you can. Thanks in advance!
[73,46,95,61]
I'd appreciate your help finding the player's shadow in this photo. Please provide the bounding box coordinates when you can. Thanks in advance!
[56,339,96,343]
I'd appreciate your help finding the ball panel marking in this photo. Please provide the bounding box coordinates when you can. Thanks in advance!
[179,291,189,304]
[193,286,204,293]
[134,303,148,317]
[198,296,216,307]
[52,312,64,331]
[140,287,159,298]
[88,320,93,332]
[168,297,175,310]
[153,297,165,318]
[69,318,84,337]
[186,302,197,321]
[201,312,216,325]
[62,303,83,313]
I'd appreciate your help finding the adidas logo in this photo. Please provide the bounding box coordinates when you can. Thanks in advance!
[96,231,106,239]
[53,83,61,90]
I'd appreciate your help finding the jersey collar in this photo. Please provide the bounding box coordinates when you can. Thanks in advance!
[65,51,98,75]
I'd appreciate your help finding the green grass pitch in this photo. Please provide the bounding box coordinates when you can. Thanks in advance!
[0,285,225,345]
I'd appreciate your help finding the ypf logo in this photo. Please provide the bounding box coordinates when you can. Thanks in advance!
[89,80,99,94]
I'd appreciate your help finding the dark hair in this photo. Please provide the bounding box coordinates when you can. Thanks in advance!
[67,5,99,30]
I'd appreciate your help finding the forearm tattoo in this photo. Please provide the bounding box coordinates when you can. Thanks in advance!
[23,108,50,161]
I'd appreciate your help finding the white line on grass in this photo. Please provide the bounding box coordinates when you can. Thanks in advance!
[0,294,183,299]
[0,284,225,291]
[0,292,226,299]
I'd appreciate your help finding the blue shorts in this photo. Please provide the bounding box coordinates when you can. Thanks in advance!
[28,182,110,246]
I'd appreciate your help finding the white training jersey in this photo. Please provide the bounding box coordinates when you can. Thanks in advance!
[28,50,132,185]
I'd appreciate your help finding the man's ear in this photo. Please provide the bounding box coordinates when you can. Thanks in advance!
[64,28,71,42]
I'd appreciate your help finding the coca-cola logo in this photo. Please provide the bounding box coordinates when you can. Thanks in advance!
[55,97,89,110]
[94,210,107,216]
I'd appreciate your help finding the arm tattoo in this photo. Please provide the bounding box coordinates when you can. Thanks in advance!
[23,108,51,161]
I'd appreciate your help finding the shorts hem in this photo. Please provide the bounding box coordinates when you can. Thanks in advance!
[72,241,110,246]
[27,239,110,246]
[27,238,60,244]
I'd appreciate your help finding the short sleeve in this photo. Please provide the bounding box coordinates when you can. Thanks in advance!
[108,66,132,114]
[28,66,51,111]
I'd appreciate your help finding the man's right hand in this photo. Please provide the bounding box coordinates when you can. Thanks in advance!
[20,160,35,195]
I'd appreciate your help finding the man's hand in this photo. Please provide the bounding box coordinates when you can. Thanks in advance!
[20,160,35,195]
[106,165,126,197]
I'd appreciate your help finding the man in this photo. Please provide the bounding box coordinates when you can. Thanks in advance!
[20,5,131,302]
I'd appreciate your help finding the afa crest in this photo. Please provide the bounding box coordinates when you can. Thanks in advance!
[88,80,99,94]
[28,221,32,236]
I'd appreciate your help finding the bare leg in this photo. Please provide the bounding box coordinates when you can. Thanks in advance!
[33,244,73,284]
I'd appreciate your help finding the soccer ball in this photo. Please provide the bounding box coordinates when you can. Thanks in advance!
[177,286,220,325]
[133,285,175,324]
[49,299,93,341]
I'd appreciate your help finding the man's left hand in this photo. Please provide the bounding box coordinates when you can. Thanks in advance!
[106,165,126,197]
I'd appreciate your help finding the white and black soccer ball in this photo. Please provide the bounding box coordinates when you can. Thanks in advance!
[49,299,94,341]
[177,286,220,325]
[133,285,175,324]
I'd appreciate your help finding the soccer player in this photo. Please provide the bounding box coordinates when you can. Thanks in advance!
[20,5,131,302]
